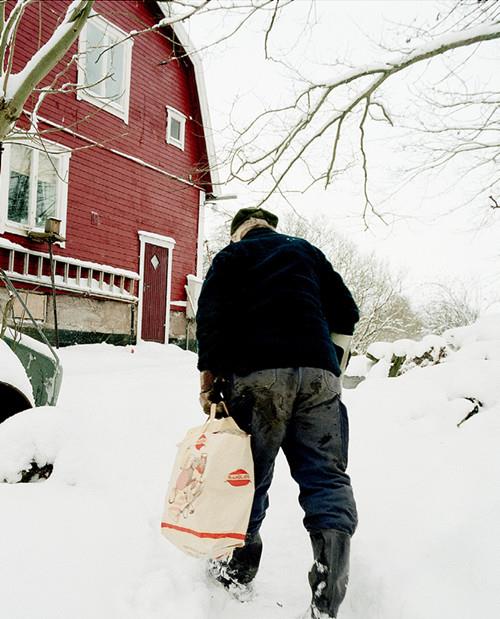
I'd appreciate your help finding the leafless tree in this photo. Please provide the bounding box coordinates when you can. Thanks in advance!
[418,281,480,334]
[226,0,500,219]
[394,1,500,210]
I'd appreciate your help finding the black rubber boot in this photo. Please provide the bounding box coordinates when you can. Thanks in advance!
[308,529,350,618]
[207,532,263,590]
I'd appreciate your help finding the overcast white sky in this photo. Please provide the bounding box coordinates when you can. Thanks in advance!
[185,1,500,310]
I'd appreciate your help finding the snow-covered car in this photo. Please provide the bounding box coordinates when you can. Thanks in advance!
[0,270,62,424]
[0,337,34,420]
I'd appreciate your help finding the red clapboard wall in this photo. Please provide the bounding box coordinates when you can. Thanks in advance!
[1,0,212,308]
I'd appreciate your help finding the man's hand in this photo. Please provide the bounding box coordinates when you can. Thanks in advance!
[199,370,227,415]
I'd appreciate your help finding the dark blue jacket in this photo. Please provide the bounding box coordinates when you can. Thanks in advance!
[196,228,359,376]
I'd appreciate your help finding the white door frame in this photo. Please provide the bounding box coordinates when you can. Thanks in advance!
[137,231,176,344]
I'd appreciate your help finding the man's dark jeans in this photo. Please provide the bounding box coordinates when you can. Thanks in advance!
[225,367,358,536]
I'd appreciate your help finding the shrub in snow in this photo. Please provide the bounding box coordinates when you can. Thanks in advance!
[366,335,448,378]
[361,315,500,381]
[357,316,500,429]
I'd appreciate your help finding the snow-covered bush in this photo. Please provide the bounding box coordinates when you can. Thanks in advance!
[350,314,500,381]
[348,314,500,429]
[365,334,448,378]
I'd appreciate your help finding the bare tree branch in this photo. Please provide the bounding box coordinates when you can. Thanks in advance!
[264,0,280,59]
[0,0,94,141]
[228,13,500,210]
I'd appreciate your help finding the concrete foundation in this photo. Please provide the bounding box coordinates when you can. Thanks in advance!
[1,287,197,349]
[168,311,198,352]
[170,310,187,341]
[45,295,134,335]
[0,287,136,346]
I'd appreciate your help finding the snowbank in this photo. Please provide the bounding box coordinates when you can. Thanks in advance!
[347,361,500,619]
[444,314,500,347]
[357,315,500,382]
[0,323,499,618]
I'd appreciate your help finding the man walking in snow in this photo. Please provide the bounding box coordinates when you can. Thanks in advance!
[196,207,359,618]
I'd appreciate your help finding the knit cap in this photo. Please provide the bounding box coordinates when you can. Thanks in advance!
[230,207,279,236]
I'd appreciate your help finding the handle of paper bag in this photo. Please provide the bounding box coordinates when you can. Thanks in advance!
[209,401,229,421]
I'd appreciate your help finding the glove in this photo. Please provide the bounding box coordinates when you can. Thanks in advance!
[199,370,228,416]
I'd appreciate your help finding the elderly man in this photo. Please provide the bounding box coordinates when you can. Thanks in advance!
[196,207,359,619]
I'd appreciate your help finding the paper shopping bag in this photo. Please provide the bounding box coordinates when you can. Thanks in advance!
[161,404,254,559]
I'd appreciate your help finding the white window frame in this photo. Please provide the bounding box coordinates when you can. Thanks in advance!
[0,139,71,241]
[166,106,187,150]
[77,12,133,124]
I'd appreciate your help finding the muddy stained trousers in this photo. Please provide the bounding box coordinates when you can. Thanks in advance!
[225,367,358,537]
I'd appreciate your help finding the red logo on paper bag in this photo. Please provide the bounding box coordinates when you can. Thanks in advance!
[226,469,251,487]
[195,434,207,451]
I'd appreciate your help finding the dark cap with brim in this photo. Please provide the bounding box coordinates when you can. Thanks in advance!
[230,207,279,236]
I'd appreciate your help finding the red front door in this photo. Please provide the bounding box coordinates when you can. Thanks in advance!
[141,243,169,342]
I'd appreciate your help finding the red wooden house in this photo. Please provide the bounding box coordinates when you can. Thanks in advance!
[0,0,217,346]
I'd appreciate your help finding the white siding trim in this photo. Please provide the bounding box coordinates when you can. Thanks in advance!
[138,231,176,249]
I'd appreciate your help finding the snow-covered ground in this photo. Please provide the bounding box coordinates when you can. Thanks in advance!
[1,318,499,618]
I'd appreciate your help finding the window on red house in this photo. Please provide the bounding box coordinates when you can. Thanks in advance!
[0,142,70,236]
[166,106,186,150]
[77,13,133,124]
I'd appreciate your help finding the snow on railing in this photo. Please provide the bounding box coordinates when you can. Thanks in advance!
[0,238,139,302]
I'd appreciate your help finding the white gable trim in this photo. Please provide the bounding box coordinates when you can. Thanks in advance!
[155,4,220,190]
